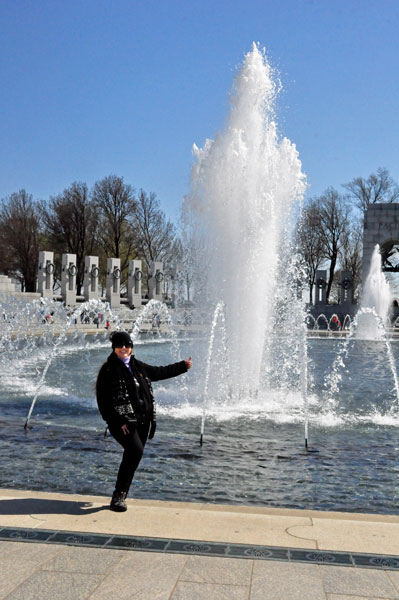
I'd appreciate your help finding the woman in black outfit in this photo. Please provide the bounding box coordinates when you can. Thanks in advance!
[96,331,192,512]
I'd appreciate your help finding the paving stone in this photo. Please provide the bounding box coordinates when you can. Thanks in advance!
[3,571,103,600]
[171,581,249,599]
[387,571,399,593]
[0,560,41,598]
[0,543,63,597]
[89,551,187,600]
[251,560,326,600]
[319,565,399,598]
[326,595,391,600]
[42,545,124,574]
[0,540,62,561]
[179,555,253,584]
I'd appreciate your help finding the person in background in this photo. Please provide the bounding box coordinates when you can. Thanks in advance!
[331,315,341,331]
[96,331,192,512]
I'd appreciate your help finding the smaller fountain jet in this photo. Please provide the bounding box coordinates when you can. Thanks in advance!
[357,244,392,340]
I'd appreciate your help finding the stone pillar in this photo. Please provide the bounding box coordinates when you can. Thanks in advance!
[314,269,327,305]
[340,270,353,309]
[148,260,164,302]
[169,264,177,308]
[127,259,142,308]
[0,275,16,293]
[106,258,121,307]
[83,256,99,301]
[168,263,183,308]
[37,251,54,298]
[61,253,77,306]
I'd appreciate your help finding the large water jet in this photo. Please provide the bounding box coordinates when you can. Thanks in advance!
[182,43,307,409]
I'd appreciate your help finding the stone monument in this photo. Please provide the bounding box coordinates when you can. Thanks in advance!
[37,251,54,298]
[148,260,164,302]
[83,256,99,301]
[363,203,399,279]
[127,259,142,308]
[106,258,121,308]
[339,270,353,310]
[61,253,77,306]
[0,275,16,293]
[314,269,327,306]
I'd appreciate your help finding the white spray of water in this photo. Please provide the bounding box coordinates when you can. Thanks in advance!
[183,43,306,395]
[357,245,392,340]
[8,298,122,428]
[200,301,227,442]
[324,308,399,416]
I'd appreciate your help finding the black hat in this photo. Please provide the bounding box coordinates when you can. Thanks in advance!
[111,331,133,349]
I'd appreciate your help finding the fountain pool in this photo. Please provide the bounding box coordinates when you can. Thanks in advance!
[1,335,399,514]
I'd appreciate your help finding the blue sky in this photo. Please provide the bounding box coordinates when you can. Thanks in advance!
[1,0,398,222]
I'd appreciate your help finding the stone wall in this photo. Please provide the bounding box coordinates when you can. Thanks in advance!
[0,275,16,293]
[363,203,399,280]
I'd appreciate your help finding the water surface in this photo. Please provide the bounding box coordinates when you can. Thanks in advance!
[1,337,399,514]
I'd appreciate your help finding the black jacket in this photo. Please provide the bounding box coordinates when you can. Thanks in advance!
[96,352,187,428]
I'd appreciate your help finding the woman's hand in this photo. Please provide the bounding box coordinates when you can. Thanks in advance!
[185,356,193,370]
[121,424,130,435]
[149,421,156,439]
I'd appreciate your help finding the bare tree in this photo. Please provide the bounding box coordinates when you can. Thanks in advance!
[297,199,324,303]
[343,167,399,214]
[92,175,137,271]
[41,182,98,294]
[340,220,363,302]
[317,188,351,303]
[0,229,11,275]
[0,190,42,292]
[133,190,182,286]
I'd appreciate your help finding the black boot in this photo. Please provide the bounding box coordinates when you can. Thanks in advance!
[110,490,127,512]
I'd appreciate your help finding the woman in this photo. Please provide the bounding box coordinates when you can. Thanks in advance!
[96,331,192,512]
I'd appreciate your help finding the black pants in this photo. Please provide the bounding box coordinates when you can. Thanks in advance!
[108,421,150,495]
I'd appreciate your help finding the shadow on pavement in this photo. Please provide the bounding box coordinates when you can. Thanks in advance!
[0,498,108,516]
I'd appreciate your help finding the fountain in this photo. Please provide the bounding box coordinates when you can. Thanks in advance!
[1,45,399,514]
[356,245,393,340]
[323,244,399,419]
[182,43,308,439]
[0,295,122,428]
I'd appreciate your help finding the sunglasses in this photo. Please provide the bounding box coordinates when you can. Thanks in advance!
[115,343,133,348]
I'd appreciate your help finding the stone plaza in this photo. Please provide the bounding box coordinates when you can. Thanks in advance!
[2,488,399,599]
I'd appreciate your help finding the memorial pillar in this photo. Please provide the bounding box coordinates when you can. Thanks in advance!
[148,260,164,302]
[106,258,121,307]
[169,264,177,308]
[61,253,77,306]
[37,251,54,298]
[127,259,142,308]
[340,270,353,310]
[314,269,327,305]
[83,256,99,301]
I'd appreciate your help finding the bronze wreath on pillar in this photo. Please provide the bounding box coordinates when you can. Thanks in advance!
[341,277,351,290]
